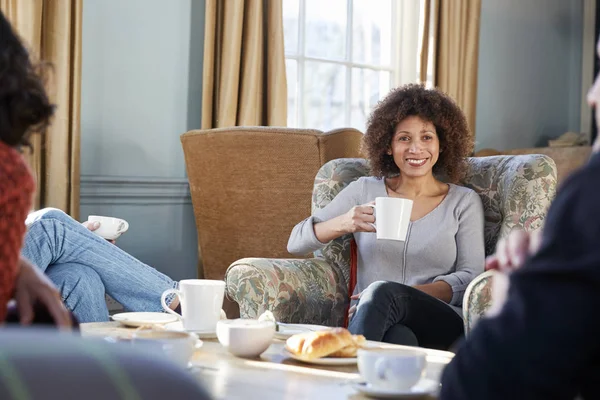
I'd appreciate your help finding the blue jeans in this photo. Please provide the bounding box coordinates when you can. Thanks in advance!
[21,208,177,323]
[348,281,464,350]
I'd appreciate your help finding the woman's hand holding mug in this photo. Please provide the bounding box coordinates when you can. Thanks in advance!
[340,202,376,234]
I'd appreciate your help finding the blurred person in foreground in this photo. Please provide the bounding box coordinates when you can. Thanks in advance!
[440,36,600,400]
[0,9,71,328]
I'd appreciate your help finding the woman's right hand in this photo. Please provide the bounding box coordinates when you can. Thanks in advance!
[339,202,376,234]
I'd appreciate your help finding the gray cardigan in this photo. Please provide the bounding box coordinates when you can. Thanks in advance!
[287,176,485,314]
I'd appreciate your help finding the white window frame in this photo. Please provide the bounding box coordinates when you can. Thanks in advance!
[285,0,422,129]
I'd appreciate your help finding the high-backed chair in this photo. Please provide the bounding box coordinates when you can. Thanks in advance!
[225,155,557,331]
[180,127,363,282]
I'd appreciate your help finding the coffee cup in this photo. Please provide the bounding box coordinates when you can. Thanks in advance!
[131,329,200,367]
[369,197,413,241]
[357,348,427,391]
[87,215,129,241]
[161,279,225,332]
[216,319,275,358]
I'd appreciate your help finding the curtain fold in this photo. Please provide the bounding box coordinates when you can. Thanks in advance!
[201,0,287,129]
[419,0,482,137]
[1,0,81,218]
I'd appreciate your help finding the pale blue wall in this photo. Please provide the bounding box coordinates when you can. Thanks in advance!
[475,0,584,150]
[80,0,205,280]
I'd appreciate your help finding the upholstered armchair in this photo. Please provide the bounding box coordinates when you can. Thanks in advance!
[225,156,557,332]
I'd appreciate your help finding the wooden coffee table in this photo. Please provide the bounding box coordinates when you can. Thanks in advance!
[81,322,447,399]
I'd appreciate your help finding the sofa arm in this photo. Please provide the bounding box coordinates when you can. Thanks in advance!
[225,257,349,326]
[462,271,494,335]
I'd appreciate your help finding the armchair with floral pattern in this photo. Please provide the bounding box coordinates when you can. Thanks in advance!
[225,156,557,333]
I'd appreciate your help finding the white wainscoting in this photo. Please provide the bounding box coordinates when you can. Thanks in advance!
[80,175,191,205]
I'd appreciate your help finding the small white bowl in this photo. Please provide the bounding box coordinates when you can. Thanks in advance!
[216,319,275,358]
[131,329,201,367]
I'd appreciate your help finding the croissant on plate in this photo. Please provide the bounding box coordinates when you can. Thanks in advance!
[285,327,366,359]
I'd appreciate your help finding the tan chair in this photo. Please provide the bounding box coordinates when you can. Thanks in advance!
[180,126,363,282]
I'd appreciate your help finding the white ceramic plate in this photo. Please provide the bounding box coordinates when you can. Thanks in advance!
[352,379,439,399]
[274,323,332,340]
[163,320,217,339]
[111,312,179,328]
[282,349,357,365]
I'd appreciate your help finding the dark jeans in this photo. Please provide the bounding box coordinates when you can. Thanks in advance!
[348,281,464,350]
[5,301,80,329]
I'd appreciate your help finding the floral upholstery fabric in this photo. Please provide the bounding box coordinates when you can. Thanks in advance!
[225,155,557,331]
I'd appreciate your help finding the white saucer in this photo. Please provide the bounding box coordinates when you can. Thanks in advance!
[282,349,357,366]
[274,323,332,340]
[163,320,217,339]
[352,379,439,399]
[111,312,179,328]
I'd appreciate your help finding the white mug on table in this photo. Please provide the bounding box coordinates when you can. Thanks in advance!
[369,197,413,241]
[161,279,226,332]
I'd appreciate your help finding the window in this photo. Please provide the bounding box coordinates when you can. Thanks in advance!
[283,0,421,131]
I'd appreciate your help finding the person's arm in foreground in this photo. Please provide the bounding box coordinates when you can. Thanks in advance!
[440,159,600,400]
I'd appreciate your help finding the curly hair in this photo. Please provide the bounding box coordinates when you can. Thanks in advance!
[361,83,473,183]
[0,11,54,147]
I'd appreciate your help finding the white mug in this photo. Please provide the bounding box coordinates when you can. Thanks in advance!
[369,197,413,241]
[161,279,225,332]
[358,348,427,391]
[87,215,129,241]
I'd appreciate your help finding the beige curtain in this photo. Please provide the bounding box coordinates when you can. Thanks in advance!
[419,0,482,137]
[1,0,81,218]
[202,0,287,129]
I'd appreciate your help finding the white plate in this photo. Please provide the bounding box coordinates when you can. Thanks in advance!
[352,379,439,399]
[274,323,332,340]
[163,320,217,339]
[111,312,179,328]
[282,349,357,365]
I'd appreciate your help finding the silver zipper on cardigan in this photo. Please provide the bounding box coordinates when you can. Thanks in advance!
[402,222,412,284]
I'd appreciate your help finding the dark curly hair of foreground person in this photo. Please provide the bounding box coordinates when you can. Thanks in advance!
[0,11,54,147]
[361,84,473,183]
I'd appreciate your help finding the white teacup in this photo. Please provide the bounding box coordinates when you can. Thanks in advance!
[131,329,200,367]
[161,279,225,333]
[87,215,129,241]
[369,197,413,241]
[358,348,427,391]
[216,319,275,358]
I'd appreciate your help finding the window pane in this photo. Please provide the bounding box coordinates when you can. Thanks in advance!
[283,0,300,55]
[352,0,392,66]
[303,62,346,130]
[305,0,347,60]
[351,68,391,130]
[286,59,298,127]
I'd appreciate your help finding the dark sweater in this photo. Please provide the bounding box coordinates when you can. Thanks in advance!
[440,152,600,399]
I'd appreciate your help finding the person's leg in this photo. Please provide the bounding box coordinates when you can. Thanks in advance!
[348,280,464,350]
[21,208,177,312]
[45,263,110,323]
[382,323,419,346]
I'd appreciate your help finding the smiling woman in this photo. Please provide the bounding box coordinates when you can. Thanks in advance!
[288,83,485,350]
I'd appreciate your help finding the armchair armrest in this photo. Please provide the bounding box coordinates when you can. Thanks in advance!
[225,257,349,326]
[462,270,494,335]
